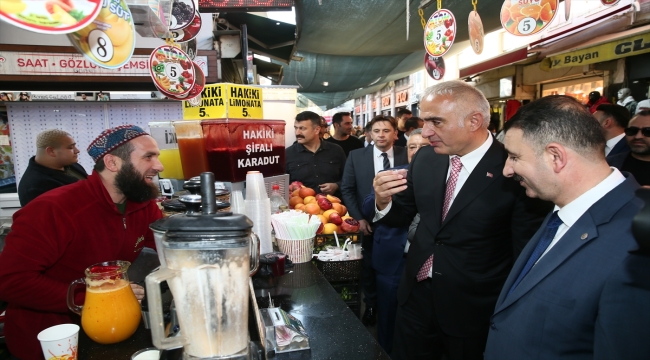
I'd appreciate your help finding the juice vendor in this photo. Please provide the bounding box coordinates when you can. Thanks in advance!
[0,125,164,359]
[286,111,347,199]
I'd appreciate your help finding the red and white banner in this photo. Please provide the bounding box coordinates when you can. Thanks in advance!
[0,51,208,76]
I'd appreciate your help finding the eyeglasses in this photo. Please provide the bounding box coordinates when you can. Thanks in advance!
[624,127,650,137]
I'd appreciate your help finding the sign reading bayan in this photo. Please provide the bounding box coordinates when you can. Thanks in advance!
[183,83,263,120]
[548,31,650,69]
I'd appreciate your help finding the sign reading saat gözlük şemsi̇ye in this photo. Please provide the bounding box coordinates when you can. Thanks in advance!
[182,83,264,120]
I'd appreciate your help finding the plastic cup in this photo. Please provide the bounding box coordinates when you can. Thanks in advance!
[37,324,79,360]
[230,190,245,214]
[246,171,268,200]
[349,243,362,259]
[271,254,287,276]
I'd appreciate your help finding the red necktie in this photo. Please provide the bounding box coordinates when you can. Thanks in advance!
[416,156,463,282]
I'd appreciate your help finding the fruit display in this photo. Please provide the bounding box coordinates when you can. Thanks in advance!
[288,185,361,235]
[67,0,135,68]
[500,0,557,36]
[0,0,102,34]
[424,9,456,57]
[424,53,445,80]
[149,45,195,97]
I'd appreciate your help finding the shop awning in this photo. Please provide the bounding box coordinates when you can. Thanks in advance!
[216,12,298,65]
[545,24,650,70]
[459,47,530,79]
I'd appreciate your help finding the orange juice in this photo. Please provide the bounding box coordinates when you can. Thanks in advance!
[158,148,184,179]
[81,279,141,344]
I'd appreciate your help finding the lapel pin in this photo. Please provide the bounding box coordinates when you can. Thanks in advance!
[581,233,588,240]
[486,172,493,178]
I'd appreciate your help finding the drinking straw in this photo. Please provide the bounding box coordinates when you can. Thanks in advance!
[333,231,340,248]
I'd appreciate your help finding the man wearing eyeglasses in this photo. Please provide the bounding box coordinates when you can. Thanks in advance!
[608,110,650,186]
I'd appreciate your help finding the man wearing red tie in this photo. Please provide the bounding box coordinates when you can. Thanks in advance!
[372,81,550,360]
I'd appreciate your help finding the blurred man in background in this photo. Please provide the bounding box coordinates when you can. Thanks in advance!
[18,129,88,206]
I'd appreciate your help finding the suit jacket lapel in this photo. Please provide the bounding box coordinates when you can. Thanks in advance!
[441,142,503,226]
[496,216,598,311]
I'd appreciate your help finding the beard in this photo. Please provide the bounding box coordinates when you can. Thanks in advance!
[114,161,159,203]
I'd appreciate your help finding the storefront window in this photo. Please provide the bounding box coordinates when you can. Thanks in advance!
[541,77,603,104]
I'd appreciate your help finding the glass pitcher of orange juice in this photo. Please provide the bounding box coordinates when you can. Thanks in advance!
[67,261,141,344]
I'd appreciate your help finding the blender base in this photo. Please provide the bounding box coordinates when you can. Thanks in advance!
[182,342,260,360]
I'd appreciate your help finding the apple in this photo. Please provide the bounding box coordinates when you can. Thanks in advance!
[328,212,342,225]
[317,197,333,210]
[289,181,304,192]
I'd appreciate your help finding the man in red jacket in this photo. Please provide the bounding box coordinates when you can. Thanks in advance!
[0,125,164,359]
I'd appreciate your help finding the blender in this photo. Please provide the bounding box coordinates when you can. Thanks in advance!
[145,172,260,359]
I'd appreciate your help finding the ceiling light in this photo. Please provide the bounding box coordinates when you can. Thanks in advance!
[323,82,329,86]
[276,22,280,25]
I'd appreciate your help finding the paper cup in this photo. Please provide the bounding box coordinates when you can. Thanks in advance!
[131,348,161,360]
[277,236,315,263]
[37,324,79,360]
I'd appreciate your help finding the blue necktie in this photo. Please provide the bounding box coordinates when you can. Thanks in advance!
[381,152,390,170]
[506,211,563,297]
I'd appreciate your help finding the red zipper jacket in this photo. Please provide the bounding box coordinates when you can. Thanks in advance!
[0,171,161,359]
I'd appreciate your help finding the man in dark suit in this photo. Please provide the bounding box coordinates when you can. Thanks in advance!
[342,115,408,326]
[373,81,549,360]
[593,104,631,156]
[361,129,429,354]
[485,95,650,359]
[18,129,88,206]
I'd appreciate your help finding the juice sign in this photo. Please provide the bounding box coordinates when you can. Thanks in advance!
[182,83,264,120]
[182,84,227,119]
[226,84,263,119]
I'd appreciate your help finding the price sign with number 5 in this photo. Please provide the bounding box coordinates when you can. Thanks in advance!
[500,0,558,36]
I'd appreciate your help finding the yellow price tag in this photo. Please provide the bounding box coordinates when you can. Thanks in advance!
[226,84,263,119]
[182,84,227,120]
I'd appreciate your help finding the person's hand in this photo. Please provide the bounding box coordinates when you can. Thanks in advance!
[358,219,373,236]
[373,169,408,210]
[130,283,145,303]
[319,183,338,195]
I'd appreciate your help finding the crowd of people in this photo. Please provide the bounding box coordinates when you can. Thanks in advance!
[287,80,650,359]
[0,80,649,359]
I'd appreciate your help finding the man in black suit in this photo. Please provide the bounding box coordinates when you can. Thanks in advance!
[593,104,631,157]
[394,108,412,147]
[342,115,408,326]
[373,81,549,360]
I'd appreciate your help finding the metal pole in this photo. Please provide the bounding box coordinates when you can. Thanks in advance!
[241,24,250,84]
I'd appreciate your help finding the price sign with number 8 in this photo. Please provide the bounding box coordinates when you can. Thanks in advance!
[88,30,114,62]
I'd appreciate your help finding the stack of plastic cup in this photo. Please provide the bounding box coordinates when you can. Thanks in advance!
[230,190,245,214]
[244,171,273,254]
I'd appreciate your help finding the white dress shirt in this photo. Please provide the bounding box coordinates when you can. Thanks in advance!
[373,146,395,175]
[537,168,625,263]
[364,139,374,147]
[604,133,625,156]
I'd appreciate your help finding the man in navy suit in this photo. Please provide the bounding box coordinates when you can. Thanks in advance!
[593,103,631,157]
[485,95,650,359]
[361,129,429,354]
[373,81,549,360]
[342,115,408,326]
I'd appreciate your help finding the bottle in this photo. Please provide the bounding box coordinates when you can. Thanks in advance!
[269,184,288,214]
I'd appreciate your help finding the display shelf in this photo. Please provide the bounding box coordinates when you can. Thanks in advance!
[7,101,183,186]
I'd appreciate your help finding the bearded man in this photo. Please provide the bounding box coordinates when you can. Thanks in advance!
[0,125,164,360]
